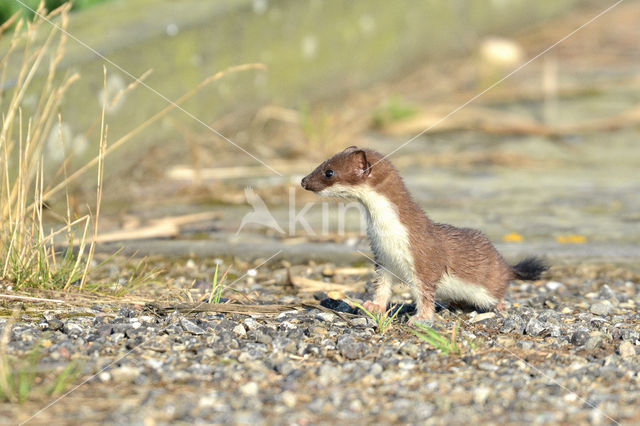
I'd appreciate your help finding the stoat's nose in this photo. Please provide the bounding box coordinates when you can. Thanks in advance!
[301,176,309,189]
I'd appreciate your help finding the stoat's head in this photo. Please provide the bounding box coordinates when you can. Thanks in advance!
[301,146,372,198]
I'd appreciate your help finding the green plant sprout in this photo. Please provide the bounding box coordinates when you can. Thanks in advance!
[0,344,83,404]
[410,320,461,355]
[349,298,403,334]
[208,264,232,304]
[372,95,419,128]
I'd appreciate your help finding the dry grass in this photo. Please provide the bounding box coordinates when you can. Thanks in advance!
[0,4,97,290]
[0,4,265,291]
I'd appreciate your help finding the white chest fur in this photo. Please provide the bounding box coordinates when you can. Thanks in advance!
[319,184,416,285]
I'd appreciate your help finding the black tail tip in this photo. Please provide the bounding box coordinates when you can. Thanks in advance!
[512,257,549,281]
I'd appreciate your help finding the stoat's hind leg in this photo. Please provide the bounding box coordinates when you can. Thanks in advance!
[409,278,436,325]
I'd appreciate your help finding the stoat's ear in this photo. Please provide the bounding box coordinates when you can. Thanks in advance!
[351,149,371,177]
[343,145,358,153]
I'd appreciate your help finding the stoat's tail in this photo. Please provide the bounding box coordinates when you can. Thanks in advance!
[511,257,548,281]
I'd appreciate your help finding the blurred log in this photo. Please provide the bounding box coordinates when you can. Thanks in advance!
[381,103,640,137]
[85,211,221,243]
[144,301,353,320]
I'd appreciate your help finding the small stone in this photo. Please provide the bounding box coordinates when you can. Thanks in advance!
[525,318,546,336]
[398,360,416,370]
[243,318,261,331]
[570,330,589,346]
[47,318,64,331]
[320,298,357,314]
[598,284,617,300]
[618,341,636,359]
[110,366,140,383]
[180,319,205,335]
[337,335,368,360]
[586,335,603,351]
[369,363,383,376]
[232,324,247,338]
[590,303,611,316]
[400,343,420,358]
[351,317,375,328]
[146,358,163,370]
[517,340,534,350]
[545,281,565,291]
[240,381,259,397]
[63,322,83,336]
[98,372,111,382]
[316,312,336,322]
[478,362,499,372]
[281,391,297,408]
[501,315,526,334]
[471,312,496,324]
[473,386,491,405]
[317,364,341,385]
[254,330,273,345]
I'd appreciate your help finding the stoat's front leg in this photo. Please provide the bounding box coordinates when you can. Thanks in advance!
[363,268,393,314]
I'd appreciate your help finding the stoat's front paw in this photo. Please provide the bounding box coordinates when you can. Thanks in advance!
[362,300,386,314]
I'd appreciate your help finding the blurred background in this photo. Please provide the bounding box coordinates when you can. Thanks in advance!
[2,0,639,262]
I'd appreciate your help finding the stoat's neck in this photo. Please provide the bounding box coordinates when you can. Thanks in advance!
[361,174,429,227]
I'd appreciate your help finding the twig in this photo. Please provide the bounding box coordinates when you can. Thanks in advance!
[0,294,65,304]
[145,301,353,321]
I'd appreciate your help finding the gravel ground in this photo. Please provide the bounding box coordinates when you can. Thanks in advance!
[0,261,638,425]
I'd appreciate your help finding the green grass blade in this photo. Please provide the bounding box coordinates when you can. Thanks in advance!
[208,263,219,304]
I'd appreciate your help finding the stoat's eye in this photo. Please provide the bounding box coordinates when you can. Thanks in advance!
[324,169,334,178]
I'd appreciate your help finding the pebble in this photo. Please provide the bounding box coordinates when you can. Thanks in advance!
[320,298,357,314]
[470,312,496,324]
[232,324,247,338]
[571,330,590,346]
[47,318,64,331]
[585,335,603,351]
[478,362,499,372]
[545,281,565,291]
[473,387,491,405]
[316,312,336,322]
[337,335,368,360]
[281,391,297,408]
[525,318,546,336]
[3,263,638,424]
[63,322,83,336]
[110,366,140,383]
[618,341,636,359]
[243,318,261,331]
[351,317,375,328]
[180,319,205,335]
[590,303,611,316]
[501,315,526,334]
[399,343,420,358]
[240,382,259,397]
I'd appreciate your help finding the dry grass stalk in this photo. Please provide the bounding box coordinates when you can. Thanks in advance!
[1,5,264,291]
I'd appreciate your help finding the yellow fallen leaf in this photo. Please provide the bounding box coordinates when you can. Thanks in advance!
[556,234,587,244]
[502,232,524,242]
[327,290,346,299]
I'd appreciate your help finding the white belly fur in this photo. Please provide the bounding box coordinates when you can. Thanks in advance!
[318,184,416,285]
[435,273,497,309]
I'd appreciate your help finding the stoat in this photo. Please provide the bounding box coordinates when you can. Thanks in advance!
[301,146,547,323]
